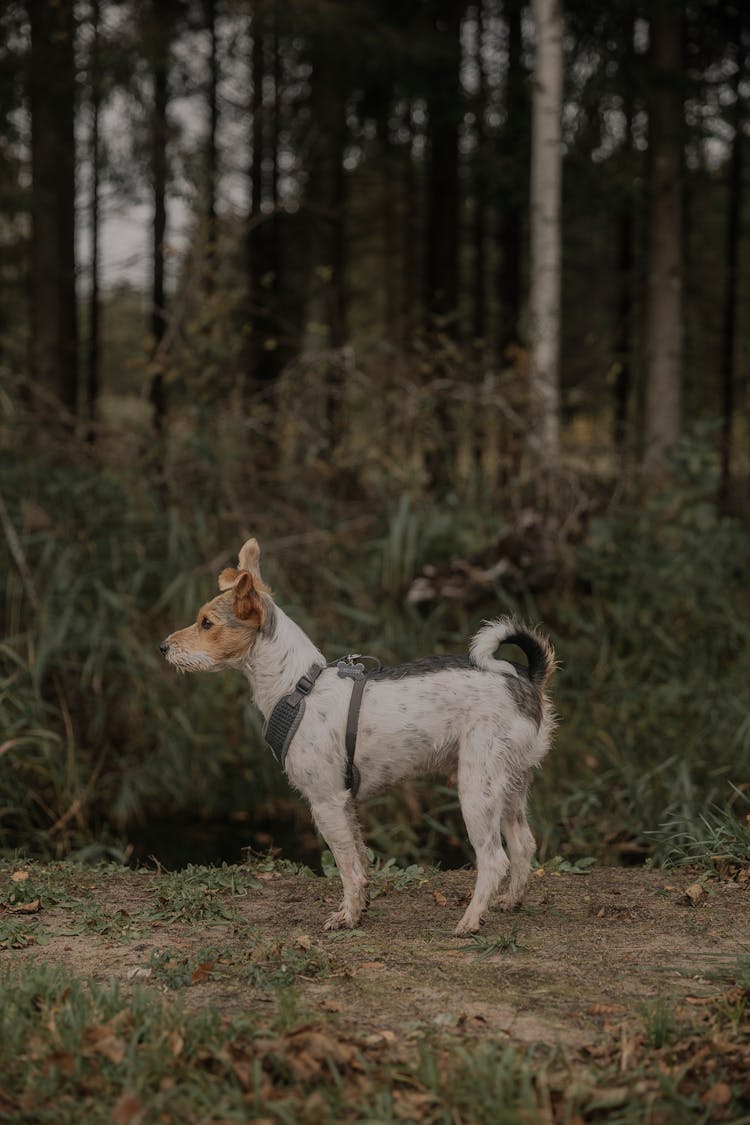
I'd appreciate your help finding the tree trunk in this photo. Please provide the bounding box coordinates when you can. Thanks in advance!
[205,0,219,290]
[472,1,487,343]
[613,16,636,454]
[719,15,745,507]
[528,0,563,476]
[643,1,684,478]
[424,0,463,334]
[29,0,78,417]
[302,52,347,353]
[497,0,526,355]
[148,3,171,432]
[87,0,101,436]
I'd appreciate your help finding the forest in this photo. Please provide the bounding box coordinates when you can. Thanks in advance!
[0,0,749,875]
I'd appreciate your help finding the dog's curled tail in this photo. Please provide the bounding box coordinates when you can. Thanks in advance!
[469,617,556,688]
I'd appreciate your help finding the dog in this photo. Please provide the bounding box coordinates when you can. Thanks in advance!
[160,537,556,935]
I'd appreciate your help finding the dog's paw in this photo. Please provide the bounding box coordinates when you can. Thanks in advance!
[454,915,481,937]
[323,908,361,931]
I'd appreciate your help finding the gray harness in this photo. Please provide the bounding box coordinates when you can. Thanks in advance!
[264,655,381,797]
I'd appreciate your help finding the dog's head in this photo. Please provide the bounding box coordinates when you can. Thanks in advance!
[160,538,273,672]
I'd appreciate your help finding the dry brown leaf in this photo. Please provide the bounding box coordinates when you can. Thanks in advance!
[168,1030,184,1058]
[191,961,214,984]
[684,883,705,905]
[703,1082,732,1107]
[83,1024,126,1064]
[8,899,40,914]
[112,1093,144,1124]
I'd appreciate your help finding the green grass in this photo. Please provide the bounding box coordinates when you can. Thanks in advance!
[1,401,749,876]
[2,959,747,1124]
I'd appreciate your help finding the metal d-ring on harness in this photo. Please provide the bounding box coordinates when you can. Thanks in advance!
[263,654,381,797]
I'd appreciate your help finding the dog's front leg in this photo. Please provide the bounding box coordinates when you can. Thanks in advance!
[310,796,368,930]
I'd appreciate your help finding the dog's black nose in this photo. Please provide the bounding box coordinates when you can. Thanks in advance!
[159,641,170,655]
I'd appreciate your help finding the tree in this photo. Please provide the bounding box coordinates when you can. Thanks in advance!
[643,0,684,477]
[719,8,746,505]
[423,0,464,334]
[28,0,78,416]
[528,0,563,477]
[497,0,529,355]
[87,0,102,434]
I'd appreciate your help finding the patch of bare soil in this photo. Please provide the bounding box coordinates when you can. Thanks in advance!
[4,864,746,1050]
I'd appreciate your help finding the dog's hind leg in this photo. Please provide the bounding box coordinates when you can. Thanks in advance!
[497,774,536,911]
[310,796,369,930]
[454,729,511,936]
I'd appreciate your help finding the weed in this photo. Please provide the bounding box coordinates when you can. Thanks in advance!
[145,863,260,925]
[464,924,522,958]
[639,997,679,1049]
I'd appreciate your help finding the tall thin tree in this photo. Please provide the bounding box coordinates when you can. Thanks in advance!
[28,0,78,417]
[643,0,684,477]
[87,0,101,435]
[528,0,563,477]
[719,11,745,506]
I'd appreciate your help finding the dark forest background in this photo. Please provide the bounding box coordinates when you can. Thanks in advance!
[0,0,748,873]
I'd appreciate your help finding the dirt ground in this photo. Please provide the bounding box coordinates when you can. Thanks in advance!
[5,863,746,1049]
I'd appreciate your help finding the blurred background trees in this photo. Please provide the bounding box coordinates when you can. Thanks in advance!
[0,0,748,867]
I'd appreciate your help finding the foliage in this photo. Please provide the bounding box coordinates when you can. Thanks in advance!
[1,389,749,874]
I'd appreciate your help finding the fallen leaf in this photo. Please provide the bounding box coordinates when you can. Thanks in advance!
[8,899,40,914]
[191,961,214,984]
[83,1024,126,1064]
[112,1093,143,1124]
[703,1082,732,1107]
[168,1030,184,1058]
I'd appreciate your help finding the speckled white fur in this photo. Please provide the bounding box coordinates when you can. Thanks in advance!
[163,541,556,936]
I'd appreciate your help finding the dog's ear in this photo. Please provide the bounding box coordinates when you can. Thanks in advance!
[233,570,265,627]
[238,538,262,580]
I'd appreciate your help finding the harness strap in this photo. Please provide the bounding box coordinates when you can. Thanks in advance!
[344,676,367,797]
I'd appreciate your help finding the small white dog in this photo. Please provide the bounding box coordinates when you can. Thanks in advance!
[160,538,556,935]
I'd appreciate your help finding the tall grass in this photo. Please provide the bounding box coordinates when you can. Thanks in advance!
[1,386,749,869]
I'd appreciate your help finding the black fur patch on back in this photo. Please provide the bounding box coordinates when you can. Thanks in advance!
[367,654,475,681]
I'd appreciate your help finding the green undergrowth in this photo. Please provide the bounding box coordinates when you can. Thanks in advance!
[2,956,749,1123]
[1,414,749,873]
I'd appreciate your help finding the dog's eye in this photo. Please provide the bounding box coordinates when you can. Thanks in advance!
[200,617,213,630]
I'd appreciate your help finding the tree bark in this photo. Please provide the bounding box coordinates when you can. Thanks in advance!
[613,15,636,454]
[302,50,347,352]
[497,0,527,354]
[29,0,78,417]
[148,2,171,432]
[472,1,487,343]
[643,1,684,478]
[205,0,219,290]
[87,0,101,435]
[719,14,745,507]
[529,0,563,475]
[424,0,463,333]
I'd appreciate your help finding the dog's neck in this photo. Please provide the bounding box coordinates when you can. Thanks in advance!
[241,604,325,719]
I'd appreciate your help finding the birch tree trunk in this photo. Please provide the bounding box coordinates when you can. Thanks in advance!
[643,2,683,478]
[529,0,563,477]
